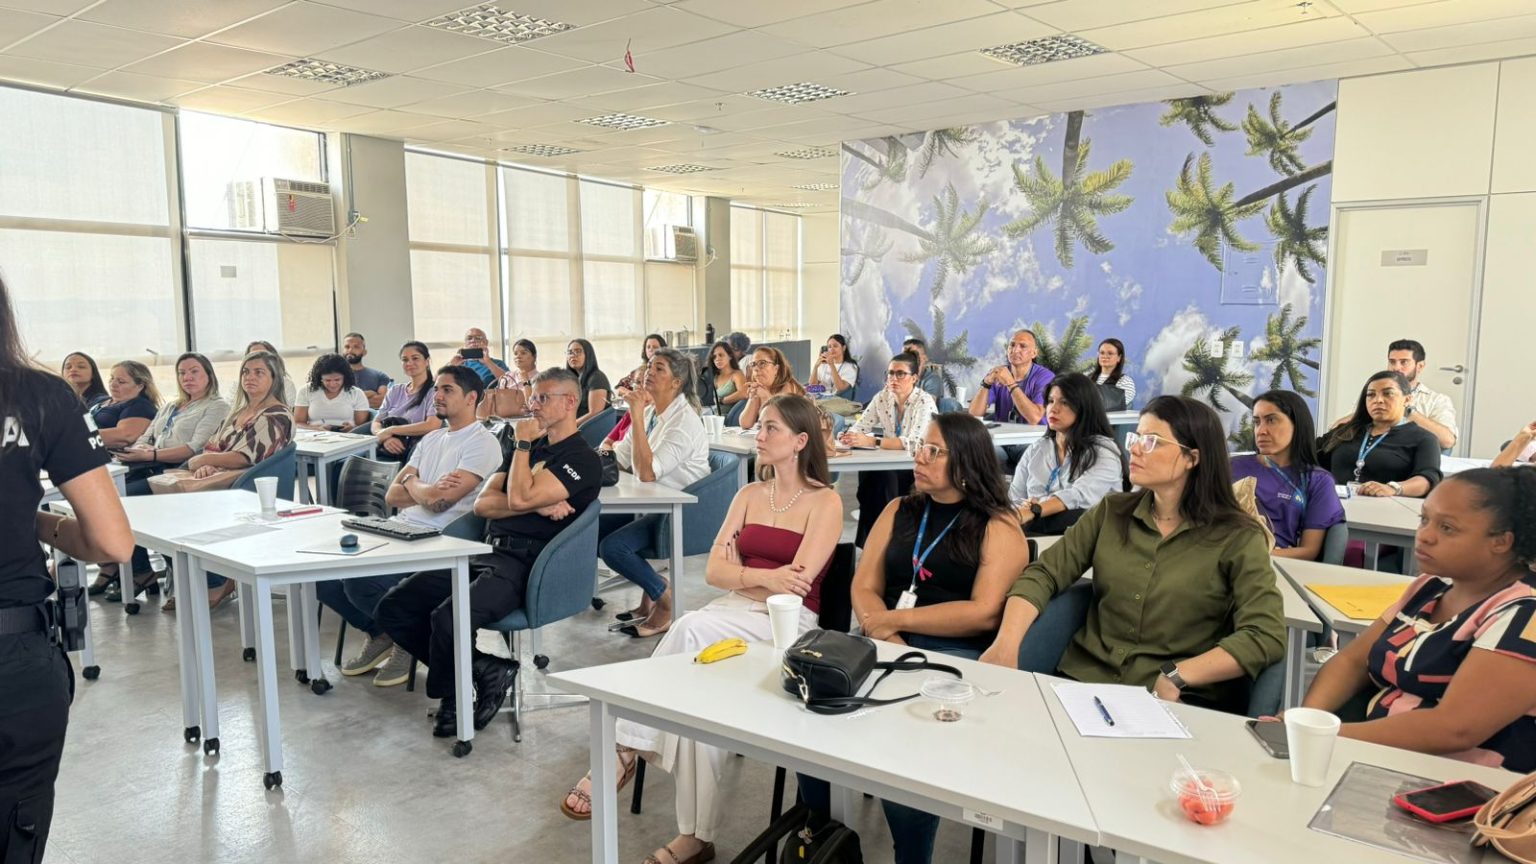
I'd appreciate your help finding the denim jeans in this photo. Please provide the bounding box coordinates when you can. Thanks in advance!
[795,636,982,864]
[316,574,406,638]
[597,514,669,601]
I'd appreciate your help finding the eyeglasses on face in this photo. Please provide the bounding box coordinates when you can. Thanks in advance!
[913,443,950,463]
[1125,431,1191,455]
[885,369,913,379]
[748,360,778,370]
[528,392,574,406]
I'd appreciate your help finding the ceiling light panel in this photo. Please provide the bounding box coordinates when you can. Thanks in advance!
[776,146,837,159]
[647,164,719,174]
[501,143,582,157]
[264,58,392,87]
[426,4,576,44]
[793,182,838,190]
[979,35,1106,66]
[746,82,852,105]
[578,112,670,130]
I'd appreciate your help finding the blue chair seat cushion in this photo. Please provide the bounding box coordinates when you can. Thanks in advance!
[488,609,530,631]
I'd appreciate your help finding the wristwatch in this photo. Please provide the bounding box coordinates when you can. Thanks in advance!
[1028,501,1043,520]
[1159,661,1188,691]
[515,439,532,452]
[1387,481,1404,496]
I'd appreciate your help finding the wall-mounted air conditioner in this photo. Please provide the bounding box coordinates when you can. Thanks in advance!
[227,178,336,238]
[648,224,698,263]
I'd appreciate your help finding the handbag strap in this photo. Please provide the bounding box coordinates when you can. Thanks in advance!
[1475,776,1536,840]
[802,650,962,716]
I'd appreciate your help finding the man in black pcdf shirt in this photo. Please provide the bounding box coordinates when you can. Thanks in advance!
[1,365,131,862]
[376,367,601,739]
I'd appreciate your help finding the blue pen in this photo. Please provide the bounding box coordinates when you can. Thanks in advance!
[1093,696,1116,727]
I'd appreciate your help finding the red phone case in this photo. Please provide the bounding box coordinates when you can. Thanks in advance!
[1392,782,1493,823]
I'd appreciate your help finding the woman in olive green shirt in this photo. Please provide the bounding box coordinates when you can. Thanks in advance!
[980,395,1285,711]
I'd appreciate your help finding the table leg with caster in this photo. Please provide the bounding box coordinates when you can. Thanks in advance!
[300,583,330,694]
[171,551,201,742]
[252,579,284,789]
[187,556,220,753]
[450,556,474,758]
[285,586,308,684]
[239,581,255,662]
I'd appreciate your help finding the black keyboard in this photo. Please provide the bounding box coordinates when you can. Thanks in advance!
[341,516,441,542]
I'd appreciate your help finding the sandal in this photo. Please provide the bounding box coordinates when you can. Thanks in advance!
[208,581,238,612]
[104,569,161,603]
[87,571,119,597]
[560,749,638,821]
[643,840,716,864]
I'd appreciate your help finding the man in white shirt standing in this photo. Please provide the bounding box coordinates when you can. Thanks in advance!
[1387,338,1458,450]
[317,365,502,687]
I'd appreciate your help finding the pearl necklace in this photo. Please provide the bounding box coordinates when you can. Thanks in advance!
[768,479,805,514]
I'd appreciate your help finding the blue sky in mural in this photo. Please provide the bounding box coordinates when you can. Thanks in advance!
[840,81,1338,441]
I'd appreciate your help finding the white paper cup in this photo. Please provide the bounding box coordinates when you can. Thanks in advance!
[955,387,966,403]
[704,415,725,438]
[766,594,803,651]
[254,476,279,513]
[1284,708,1341,786]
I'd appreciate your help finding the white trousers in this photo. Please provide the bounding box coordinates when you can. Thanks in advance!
[615,591,817,841]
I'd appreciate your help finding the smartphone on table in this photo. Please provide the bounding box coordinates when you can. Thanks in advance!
[1393,780,1498,823]
[1246,719,1289,758]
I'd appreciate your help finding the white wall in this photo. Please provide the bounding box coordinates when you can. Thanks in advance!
[1330,58,1536,456]
[333,134,415,356]
[801,210,840,341]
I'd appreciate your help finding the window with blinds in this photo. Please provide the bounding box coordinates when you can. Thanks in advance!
[730,205,802,341]
[406,152,498,346]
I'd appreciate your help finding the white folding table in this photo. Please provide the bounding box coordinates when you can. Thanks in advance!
[1274,557,1413,646]
[1341,495,1421,572]
[293,430,378,505]
[597,474,697,615]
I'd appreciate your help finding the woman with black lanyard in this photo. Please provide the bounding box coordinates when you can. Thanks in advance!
[0,275,132,861]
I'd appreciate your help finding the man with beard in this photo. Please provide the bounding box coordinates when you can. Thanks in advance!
[343,332,392,409]
[317,365,501,688]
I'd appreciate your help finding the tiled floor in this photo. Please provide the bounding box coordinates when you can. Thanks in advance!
[49,492,987,864]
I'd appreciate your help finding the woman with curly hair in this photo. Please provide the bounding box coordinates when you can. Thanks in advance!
[295,352,371,432]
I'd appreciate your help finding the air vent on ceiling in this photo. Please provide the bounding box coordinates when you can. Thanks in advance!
[578,112,669,130]
[425,4,575,44]
[746,82,851,105]
[264,58,391,87]
[793,182,838,191]
[501,143,582,157]
[776,147,837,159]
[979,34,1105,66]
[647,164,718,174]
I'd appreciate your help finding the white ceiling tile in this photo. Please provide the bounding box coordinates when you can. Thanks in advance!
[78,0,290,40]
[496,0,656,27]
[561,81,730,112]
[0,9,57,49]
[414,45,586,87]
[886,50,1007,81]
[1079,1,1346,51]
[759,0,1000,49]
[1195,54,1413,90]
[402,88,539,118]
[830,12,1057,66]
[252,97,378,126]
[688,52,870,93]
[1029,83,1211,114]
[480,100,599,127]
[209,2,405,56]
[496,65,662,99]
[74,70,205,102]
[1127,16,1370,67]
[696,104,836,133]
[170,85,289,114]
[993,68,1185,105]
[1381,13,1536,51]
[308,0,489,23]
[948,52,1149,92]
[1020,0,1251,32]
[850,92,1019,125]
[1163,36,1395,81]
[529,6,736,63]
[392,117,501,140]
[123,42,292,84]
[7,20,184,68]
[332,108,443,133]
[1356,0,1536,33]
[0,54,105,89]
[1403,34,1536,67]
[321,75,469,109]
[315,25,501,74]
[814,67,927,94]
[675,0,868,28]
[1328,0,1440,11]
[224,69,340,97]
[643,95,763,121]
[0,0,91,13]
[826,81,973,114]
[622,30,807,79]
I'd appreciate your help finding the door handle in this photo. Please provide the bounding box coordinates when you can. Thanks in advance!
[1439,364,1465,374]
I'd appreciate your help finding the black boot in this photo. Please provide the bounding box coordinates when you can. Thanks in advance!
[432,697,457,738]
[471,653,517,731]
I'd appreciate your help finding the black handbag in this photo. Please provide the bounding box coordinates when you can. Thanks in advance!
[727,803,863,864]
[597,450,621,487]
[780,630,961,715]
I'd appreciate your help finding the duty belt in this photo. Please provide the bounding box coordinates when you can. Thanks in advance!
[0,603,53,636]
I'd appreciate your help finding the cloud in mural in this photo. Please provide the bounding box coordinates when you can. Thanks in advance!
[839,256,893,373]
[1142,304,1215,400]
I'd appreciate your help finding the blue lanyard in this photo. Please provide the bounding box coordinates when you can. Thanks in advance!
[911,501,962,589]
[1261,456,1307,510]
[1355,430,1389,481]
[1045,450,1064,494]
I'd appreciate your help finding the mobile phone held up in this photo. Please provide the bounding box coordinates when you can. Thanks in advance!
[460,347,484,360]
[1246,719,1288,759]
[1393,780,1498,823]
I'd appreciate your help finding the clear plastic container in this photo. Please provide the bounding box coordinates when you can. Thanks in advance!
[920,678,975,722]
[1169,768,1241,826]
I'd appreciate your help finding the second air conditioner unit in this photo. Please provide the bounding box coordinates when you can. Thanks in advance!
[228,178,336,238]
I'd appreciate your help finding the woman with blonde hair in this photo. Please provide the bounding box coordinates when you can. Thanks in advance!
[736,345,805,429]
[93,360,160,449]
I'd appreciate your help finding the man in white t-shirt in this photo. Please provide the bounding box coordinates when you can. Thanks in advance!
[316,365,502,687]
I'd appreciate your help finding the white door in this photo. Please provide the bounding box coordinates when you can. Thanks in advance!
[1324,202,1482,452]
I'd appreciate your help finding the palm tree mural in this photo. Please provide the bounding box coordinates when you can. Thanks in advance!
[1266,186,1327,283]
[1004,111,1134,269]
[1228,414,1256,451]
[1181,327,1255,412]
[1030,315,1094,374]
[902,308,977,397]
[1250,303,1322,396]
[1167,153,1268,270]
[843,184,994,300]
[1243,91,1313,176]
[915,127,978,179]
[1159,94,1238,146]
[842,221,893,284]
[842,137,909,190]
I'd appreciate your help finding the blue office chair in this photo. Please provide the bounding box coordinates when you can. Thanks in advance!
[937,397,963,414]
[578,408,619,448]
[484,501,601,742]
[232,443,297,499]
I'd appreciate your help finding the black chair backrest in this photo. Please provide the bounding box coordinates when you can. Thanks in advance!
[815,542,857,632]
[1027,538,1038,561]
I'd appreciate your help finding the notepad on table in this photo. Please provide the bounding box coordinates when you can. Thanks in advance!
[1305,583,1405,621]
[1050,681,1191,739]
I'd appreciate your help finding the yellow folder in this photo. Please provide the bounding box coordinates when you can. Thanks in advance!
[1305,583,1409,621]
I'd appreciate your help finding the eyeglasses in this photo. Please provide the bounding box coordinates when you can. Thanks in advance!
[528,392,574,406]
[748,360,778,370]
[885,370,913,379]
[913,443,950,463]
[1125,431,1192,455]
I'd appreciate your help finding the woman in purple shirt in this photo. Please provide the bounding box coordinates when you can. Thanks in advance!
[1230,389,1343,560]
[370,341,440,462]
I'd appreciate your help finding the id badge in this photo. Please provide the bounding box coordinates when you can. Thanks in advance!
[895,590,918,610]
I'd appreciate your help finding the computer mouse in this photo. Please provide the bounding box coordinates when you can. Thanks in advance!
[340,533,359,549]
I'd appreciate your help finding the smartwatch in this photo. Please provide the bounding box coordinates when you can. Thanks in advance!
[1159,661,1187,691]
[1387,481,1404,496]
[1028,501,1043,520]
[515,439,532,452]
